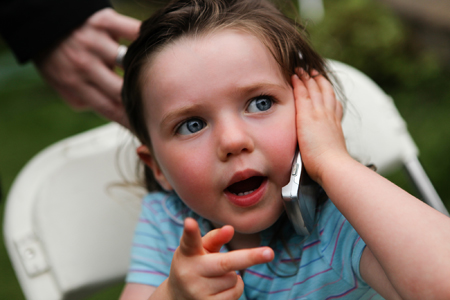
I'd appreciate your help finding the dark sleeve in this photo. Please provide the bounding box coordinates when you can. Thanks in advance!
[0,0,112,64]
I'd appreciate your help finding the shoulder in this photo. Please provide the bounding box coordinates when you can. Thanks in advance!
[139,192,186,235]
[138,191,211,238]
[141,192,212,237]
[126,192,186,285]
[315,199,368,286]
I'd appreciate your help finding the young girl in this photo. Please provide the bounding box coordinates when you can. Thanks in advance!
[119,0,450,299]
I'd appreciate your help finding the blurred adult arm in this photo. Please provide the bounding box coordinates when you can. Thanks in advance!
[0,0,141,126]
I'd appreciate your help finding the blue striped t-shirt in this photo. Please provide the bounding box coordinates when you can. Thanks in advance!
[126,192,383,300]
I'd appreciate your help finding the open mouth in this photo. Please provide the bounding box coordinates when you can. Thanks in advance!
[226,176,265,196]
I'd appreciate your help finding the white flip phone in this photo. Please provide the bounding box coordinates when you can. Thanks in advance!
[281,148,320,236]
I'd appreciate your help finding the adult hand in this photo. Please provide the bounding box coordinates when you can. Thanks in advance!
[33,8,140,127]
[166,218,274,300]
[293,69,348,185]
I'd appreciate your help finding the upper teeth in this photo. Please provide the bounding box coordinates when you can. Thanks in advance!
[236,189,256,196]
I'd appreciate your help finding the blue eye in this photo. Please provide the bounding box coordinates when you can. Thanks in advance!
[177,118,206,135]
[247,96,273,113]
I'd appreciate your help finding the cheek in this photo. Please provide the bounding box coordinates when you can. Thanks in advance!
[259,109,297,183]
[156,141,215,198]
[272,132,297,184]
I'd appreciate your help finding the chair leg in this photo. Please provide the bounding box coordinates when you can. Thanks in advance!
[404,157,449,216]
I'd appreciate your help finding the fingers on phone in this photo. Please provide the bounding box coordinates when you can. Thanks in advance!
[294,68,339,114]
[302,70,325,108]
[313,71,337,112]
[292,72,309,99]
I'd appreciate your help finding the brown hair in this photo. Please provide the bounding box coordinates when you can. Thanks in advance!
[122,0,330,191]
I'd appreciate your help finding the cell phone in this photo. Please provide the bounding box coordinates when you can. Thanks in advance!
[281,148,320,236]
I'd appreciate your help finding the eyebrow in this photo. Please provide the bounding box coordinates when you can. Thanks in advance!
[160,81,289,128]
[232,82,288,97]
[160,104,204,130]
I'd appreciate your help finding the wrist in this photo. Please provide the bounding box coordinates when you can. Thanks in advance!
[316,153,357,188]
[149,279,175,300]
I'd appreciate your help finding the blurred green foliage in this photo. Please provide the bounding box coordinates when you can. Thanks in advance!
[1,0,449,299]
[306,0,450,203]
[308,0,443,90]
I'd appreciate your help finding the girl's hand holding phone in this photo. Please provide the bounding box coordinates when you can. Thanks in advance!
[292,69,350,186]
[165,218,274,300]
[292,69,450,299]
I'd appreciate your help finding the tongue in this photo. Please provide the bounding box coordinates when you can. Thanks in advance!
[227,176,264,194]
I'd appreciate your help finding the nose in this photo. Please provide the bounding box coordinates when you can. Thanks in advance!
[216,117,254,161]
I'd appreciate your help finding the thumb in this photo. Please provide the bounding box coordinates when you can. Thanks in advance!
[179,218,204,257]
[202,225,234,253]
[103,11,141,40]
[90,8,141,41]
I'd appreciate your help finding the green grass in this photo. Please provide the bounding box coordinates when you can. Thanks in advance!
[1,0,449,298]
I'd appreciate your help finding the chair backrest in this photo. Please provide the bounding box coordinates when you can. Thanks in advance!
[3,60,446,300]
[332,60,419,173]
[3,123,143,300]
[331,60,447,215]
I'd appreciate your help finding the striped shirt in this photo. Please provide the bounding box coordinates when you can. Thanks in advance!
[126,192,383,299]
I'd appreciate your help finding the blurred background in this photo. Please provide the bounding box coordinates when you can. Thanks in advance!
[1,0,449,298]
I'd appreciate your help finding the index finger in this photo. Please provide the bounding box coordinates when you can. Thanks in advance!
[179,218,205,257]
[200,247,274,277]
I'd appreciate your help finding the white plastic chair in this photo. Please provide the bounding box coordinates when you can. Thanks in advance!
[330,60,448,215]
[3,60,447,300]
[3,124,144,300]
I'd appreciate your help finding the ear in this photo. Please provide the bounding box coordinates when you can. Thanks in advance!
[136,145,173,191]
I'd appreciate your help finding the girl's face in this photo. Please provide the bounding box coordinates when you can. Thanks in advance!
[139,29,297,234]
